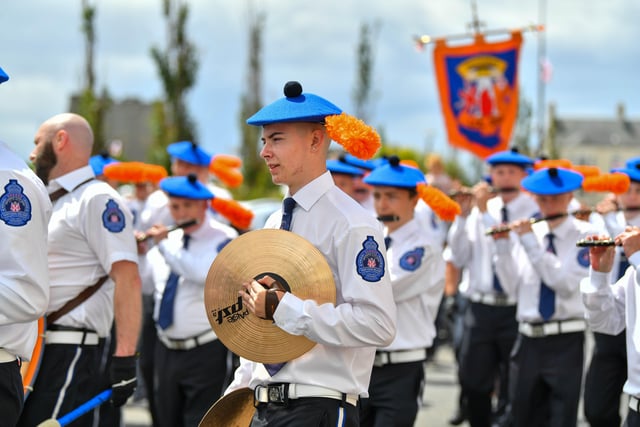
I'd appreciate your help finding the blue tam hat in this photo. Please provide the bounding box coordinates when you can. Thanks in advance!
[160,174,213,200]
[0,67,8,84]
[625,157,640,170]
[247,81,342,125]
[363,156,426,189]
[486,148,533,168]
[167,141,212,167]
[89,152,119,176]
[612,165,640,183]
[339,153,376,171]
[521,167,583,195]
[327,159,365,177]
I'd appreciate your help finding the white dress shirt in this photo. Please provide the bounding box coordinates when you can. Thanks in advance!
[581,252,640,397]
[150,211,237,339]
[447,192,538,297]
[226,171,396,397]
[46,165,138,337]
[381,218,444,351]
[495,216,603,322]
[0,142,52,359]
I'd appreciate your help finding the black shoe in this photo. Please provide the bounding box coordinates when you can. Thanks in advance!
[448,408,467,426]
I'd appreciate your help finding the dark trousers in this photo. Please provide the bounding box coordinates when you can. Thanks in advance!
[459,302,517,427]
[251,397,358,427]
[154,337,229,427]
[359,360,425,427]
[0,359,23,427]
[139,294,159,426]
[509,332,584,427]
[18,341,102,427]
[624,408,640,427]
[584,330,627,427]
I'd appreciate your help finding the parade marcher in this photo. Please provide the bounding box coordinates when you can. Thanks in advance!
[0,65,52,425]
[224,81,396,427]
[143,174,237,426]
[326,158,365,201]
[493,167,602,427]
[359,156,445,427]
[580,226,640,427]
[103,161,173,425]
[446,148,538,427]
[167,140,233,199]
[19,113,141,427]
[583,164,640,426]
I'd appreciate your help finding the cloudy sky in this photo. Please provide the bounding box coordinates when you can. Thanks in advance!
[0,0,637,168]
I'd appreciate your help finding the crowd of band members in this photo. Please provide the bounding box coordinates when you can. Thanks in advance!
[2,75,638,427]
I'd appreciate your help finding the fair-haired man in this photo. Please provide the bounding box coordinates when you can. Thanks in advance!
[225,81,396,427]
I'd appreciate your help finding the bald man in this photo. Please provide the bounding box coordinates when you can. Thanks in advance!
[19,113,142,427]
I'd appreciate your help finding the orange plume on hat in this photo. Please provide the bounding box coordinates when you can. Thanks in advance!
[533,159,573,170]
[416,182,461,221]
[211,198,254,230]
[325,113,381,160]
[103,162,168,184]
[209,154,244,188]
[572,165,601,177]
[582,172,630,195]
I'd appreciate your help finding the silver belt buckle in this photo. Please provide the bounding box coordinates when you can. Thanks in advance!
[261,384,289,406]
[494,293,508,306]
[530,324,545,338]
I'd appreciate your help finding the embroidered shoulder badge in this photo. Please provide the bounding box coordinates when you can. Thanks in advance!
[0,179,32,227]
[400,247,425,271]
[102,199,125,233]
[577,247,590,267]
[217,238,232,253]
[356,235,385,282]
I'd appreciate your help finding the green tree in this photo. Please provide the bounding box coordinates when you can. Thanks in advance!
[236,7,279,199]
[74,0,111,155]
[352,21,380,123]
[149,0,199,170]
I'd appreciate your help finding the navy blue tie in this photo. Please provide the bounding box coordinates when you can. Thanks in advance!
[539,233,556,321]
[618,252,630,280]
[384,236,392,249]
[157,234,191,330]
[280,197,296,231]
[493,206,509,293]
[263,199,297,376]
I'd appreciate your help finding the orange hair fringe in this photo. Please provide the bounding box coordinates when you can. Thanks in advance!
[417,183,461,222]
[534,159,573,170]
[211,198,254,230]
[572,165,601,177]
[103,162,168,184]
[325,113,381,160]
[209,155,244,188]
[582,173,630,195]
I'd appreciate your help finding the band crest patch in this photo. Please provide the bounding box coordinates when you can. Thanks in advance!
[356,235,385,282]
[0,179,32,227]
[102,199,125,232]
[577,247,590,267]
[400,247,425,271]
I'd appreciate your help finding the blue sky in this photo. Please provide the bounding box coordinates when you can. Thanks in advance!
[0,0,638,168]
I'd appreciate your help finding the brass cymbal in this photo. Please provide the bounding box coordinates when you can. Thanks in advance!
[198,387,255,427]
[204,229,336,363]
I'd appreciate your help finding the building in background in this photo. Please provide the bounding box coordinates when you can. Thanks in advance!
[70,95,154,161]
[544,103,639,171]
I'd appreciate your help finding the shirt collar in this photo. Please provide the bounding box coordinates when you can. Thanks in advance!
[287,171,333,213]
[48,165,95,193]
[387,218,419,241]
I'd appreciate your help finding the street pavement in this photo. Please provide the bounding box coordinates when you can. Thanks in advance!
[123,337,603,427]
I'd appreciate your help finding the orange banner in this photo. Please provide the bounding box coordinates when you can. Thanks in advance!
[433,32,523,159]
